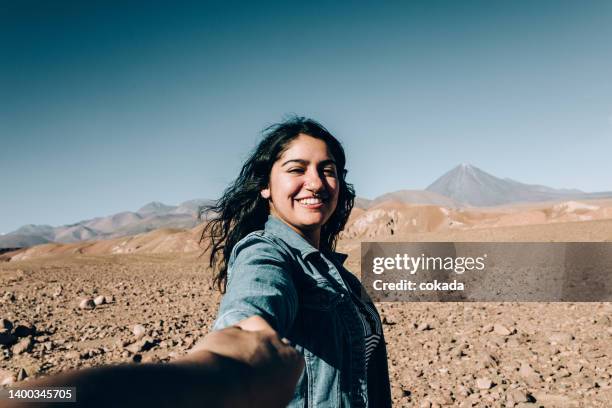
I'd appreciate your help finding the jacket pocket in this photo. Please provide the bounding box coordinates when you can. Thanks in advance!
[300,278,344,311]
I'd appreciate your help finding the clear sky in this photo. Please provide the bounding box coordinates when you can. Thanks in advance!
[2,0,612,233]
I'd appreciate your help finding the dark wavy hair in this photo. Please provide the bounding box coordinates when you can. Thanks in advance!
[200,116,355,292]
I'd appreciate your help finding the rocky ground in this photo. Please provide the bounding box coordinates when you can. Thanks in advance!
[1,252,611,407]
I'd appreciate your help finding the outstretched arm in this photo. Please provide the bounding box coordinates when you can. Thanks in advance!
[3,326,303,408]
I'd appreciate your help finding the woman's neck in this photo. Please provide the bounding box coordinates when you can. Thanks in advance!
[269,213,321,249]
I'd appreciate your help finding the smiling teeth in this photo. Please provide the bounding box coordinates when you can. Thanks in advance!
[297,198,323,205]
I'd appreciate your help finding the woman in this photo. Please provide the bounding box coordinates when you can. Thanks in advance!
[203,117,392,407]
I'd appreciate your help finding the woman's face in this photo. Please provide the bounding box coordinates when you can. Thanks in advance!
[261,134,340,244]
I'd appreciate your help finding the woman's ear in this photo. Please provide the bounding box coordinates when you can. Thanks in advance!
[261,188,270,199]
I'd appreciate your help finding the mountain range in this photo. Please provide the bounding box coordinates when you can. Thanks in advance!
[0,199,213,249]
[2,164,611,249]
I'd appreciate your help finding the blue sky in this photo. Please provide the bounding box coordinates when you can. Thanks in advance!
[2,0,612,233]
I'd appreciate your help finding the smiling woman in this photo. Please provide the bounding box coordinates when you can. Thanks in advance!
[201,117,392,407]
[261,134,340,249]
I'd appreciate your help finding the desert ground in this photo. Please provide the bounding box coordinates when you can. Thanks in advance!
[1,199,612,407]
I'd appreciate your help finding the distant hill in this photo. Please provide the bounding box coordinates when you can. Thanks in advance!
[137,201,177,215]
[426,163,612,207]
[0,199,209,249]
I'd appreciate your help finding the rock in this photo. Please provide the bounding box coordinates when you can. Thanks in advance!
[481,324,494,334]
[0,368,14,385]
[93,295,106,306]
[519,362,540,386]
[382,316,397,325]
[548,332,574,345]
[13,338,33,355]
[16,368,27,381]
[3,292,15,302]
[506,389,528,404]
[457,385,471,397]
[493,324,512,336]
[417,321,432,331]
[566,361,583,374]
[132,324,146,339]
[475,351,497,369]
[531,391,578,408]
[79,298,96,310]
[557,368,571,378]
[419,400,431,408]
[125,337,156,354]
[475,377,493,390]
[142,354,160,364]
[13,323,36,338]
[0,318,13,333]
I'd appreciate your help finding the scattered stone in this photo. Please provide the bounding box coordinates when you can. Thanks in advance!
[566,361,583,374]
[417,322,432,331]
[548,332,574,345]
[475,351,497,369]
[419,400,431,408]
[0,369,14,385]
[13,338,33,355]
[383,316,397,325]
[132,324,146,339]
[125,337,156,354]
[0,318,13,334]
[3,292,15,302]
[519,362,540,386]
[531,391,577,408]
[16,368,27,381]
[457,385,471,397]
[93,295,106,306]
[558,368,571,378]
[142,354,160,364]
[493,324,512,336]
[481,324,494,334]
[507,389,528,404]
[476,377,493,390]
[79,298,96,310]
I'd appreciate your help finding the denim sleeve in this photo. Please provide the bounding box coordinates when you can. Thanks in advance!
[212,235,298,338]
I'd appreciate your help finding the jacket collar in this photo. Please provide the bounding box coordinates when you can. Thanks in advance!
[264,214,348,265]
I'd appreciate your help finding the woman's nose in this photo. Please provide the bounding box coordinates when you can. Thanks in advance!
[304,170,324,191]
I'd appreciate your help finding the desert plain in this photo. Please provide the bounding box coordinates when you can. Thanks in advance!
[1,199,612,407]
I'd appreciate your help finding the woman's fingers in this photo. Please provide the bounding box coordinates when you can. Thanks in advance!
[235,315,274,332]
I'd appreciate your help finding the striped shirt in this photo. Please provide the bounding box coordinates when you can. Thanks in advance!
[350,292,382,369]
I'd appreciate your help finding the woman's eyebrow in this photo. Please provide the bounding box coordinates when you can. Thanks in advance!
[281,159,337,167]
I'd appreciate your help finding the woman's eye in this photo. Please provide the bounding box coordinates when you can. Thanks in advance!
[288,168,305,174]
[323,168,337,176]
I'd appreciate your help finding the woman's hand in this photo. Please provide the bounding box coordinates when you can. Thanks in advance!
[185,318,304,407]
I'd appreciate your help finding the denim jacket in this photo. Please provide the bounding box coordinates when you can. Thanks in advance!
[213,215,392,407]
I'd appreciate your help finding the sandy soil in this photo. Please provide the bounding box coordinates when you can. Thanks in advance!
[1,219,612,407]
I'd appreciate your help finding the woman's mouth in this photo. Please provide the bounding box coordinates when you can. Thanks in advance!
[295,197,326,209]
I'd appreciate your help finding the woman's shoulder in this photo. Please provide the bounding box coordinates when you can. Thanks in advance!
[230,230,296,265]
